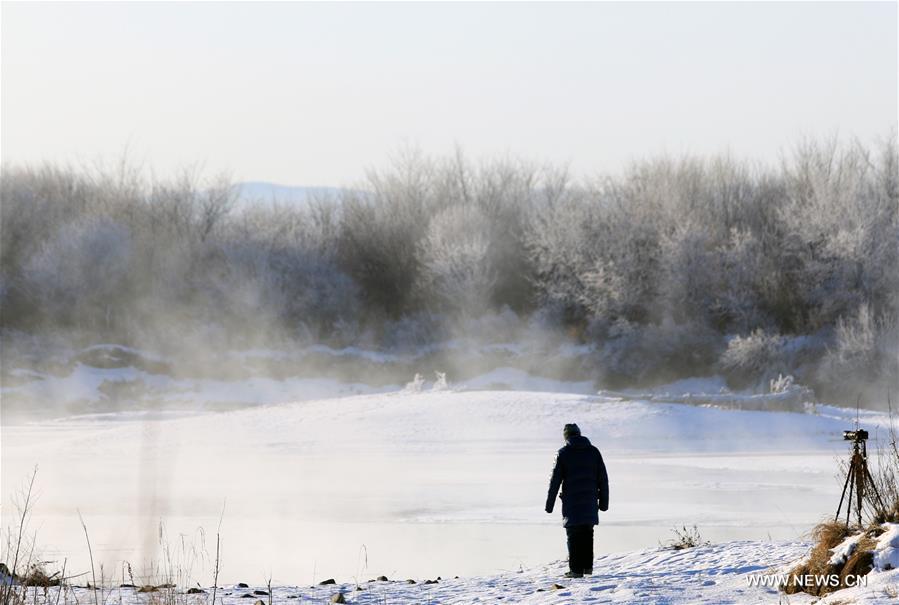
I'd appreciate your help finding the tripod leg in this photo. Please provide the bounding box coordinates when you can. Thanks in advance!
[855,460,864,527]
[845,465,855,527]
[835,462,853,521]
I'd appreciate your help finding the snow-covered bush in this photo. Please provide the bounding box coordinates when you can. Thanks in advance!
[403,373,425,393]
[432,371,448,391]
[718,330,788,389]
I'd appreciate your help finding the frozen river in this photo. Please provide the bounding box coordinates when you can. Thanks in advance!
[1,389,886,585]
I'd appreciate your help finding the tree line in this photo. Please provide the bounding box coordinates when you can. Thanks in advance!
[1,137,896,402]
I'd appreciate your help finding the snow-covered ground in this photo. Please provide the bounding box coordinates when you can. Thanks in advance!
[2,382,897,603]
[15,539,899,604]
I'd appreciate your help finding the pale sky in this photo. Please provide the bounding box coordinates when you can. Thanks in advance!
[2,1,896,187]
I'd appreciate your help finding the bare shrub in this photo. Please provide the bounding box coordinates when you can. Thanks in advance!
[596,319,721,388]
[661,525,710,550]
[818,306,899,403]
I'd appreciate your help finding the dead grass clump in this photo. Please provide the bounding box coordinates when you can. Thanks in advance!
[783,521,851,595]
[840,549,874,586]
[782,521,884,596]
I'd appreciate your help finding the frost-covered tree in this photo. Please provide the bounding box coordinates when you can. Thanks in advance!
[778,139,899,330]
[418,204,495,315]
[1,137,897,403]
[23,218,132,329]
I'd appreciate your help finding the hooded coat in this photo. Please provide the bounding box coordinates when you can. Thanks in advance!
[545,434,609,527]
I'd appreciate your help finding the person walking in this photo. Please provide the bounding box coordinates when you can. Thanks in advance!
[545,423,609,578]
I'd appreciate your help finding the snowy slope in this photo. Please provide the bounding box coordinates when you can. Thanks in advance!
[26,540,899,604]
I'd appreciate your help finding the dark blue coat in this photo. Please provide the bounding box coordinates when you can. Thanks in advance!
[545,435,609,527]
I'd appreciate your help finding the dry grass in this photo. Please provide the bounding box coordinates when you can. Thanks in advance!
[781,521,886,596]
[20,564,62,588]
[871,393,899,524]
[1,470,218,605]
[783,521,851,596]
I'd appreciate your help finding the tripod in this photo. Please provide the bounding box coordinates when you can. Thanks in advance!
[834,430,886,527]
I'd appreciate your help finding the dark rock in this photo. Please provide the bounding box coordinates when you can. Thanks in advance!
[376,575,389,582]
[239,593,254,598]
[330,593,346,604]
[187,588,205,594]
[119,584,136,589]
[253,590,269,595]
[74,345,172,375]
[406,579,416,584]
[552,583,565,590]
[319,578,336,585]
[424,579,438,585]
[237,583,249,588]
[137,586,158,593]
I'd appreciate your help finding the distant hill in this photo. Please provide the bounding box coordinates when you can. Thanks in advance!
[232,182,351,207]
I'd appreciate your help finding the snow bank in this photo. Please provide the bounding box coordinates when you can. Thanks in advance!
[459,367,595,394]
[873,523,899,571]
[829,532,864,566]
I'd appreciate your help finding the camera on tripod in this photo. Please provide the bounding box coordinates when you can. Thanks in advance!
[843,429,869,442]
[835,425,885,527]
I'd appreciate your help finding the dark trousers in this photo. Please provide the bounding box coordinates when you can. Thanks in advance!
[566,525,594,573]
